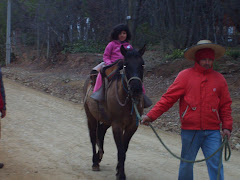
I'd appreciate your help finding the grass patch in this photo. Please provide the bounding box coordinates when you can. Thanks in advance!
[226,50,240,60]
[62,40,105,54]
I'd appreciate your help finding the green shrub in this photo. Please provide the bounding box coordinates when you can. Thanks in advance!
[165,49,184,60]
[226,50,240,60]
[62,40,105,54]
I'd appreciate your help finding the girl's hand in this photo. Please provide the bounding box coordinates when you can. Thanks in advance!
[141,115,153,126]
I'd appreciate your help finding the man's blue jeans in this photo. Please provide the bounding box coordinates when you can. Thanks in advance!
[178,130,223,180]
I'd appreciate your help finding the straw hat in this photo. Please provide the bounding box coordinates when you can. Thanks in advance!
[184,40,226,61]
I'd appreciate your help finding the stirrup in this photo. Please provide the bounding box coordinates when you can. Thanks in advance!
[143,94,152,108]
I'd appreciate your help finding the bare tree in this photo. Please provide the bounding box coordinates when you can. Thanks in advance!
[0,0,239,64]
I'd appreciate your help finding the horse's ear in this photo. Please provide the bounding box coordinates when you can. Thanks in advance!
[117,59,124,70]
[120,45,127,56]
[138,44,146,56]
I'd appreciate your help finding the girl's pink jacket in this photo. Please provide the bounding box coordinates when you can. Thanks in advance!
[103,40,132,65]
[93,40,132,92]
[147,62,233,131]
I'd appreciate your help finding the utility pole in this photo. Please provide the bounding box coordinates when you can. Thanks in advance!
[127,0,132,33]
[6,0,11,65]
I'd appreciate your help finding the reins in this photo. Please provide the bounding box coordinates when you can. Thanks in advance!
[115,74,129,106]
[132,101,231,180]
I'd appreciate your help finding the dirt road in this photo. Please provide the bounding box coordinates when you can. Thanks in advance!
[0,79,239,180]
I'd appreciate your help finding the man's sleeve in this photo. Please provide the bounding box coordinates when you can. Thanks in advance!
[219,78,233,131]
[0,69,6,110]
[147,71,186,121]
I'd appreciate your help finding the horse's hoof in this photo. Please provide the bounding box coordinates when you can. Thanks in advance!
[92,164,100,171]
[116,174,126,180]
[0,163,4,169]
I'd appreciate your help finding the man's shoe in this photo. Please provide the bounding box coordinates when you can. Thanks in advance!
[0,163,4,168]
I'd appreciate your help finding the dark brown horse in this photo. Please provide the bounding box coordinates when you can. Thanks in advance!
[83,45,146,180]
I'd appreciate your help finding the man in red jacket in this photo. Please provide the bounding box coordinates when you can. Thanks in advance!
[142,40,232,180]
[0,67,6,169]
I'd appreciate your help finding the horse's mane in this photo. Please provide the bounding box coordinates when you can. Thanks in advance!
[125,49,141,58]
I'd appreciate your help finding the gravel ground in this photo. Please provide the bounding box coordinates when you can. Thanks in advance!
[2,52,240,150]
[2,79,240,180]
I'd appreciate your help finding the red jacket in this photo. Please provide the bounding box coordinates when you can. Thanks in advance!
[147,62,233,131]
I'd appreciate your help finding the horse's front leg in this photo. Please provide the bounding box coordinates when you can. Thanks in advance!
[112,123,126,180]
[123,122,138,153]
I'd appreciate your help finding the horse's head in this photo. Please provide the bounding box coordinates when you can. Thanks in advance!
[120,45,146,98]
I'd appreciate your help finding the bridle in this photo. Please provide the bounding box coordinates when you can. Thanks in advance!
[115,64,143,106]
[125,76,142,87]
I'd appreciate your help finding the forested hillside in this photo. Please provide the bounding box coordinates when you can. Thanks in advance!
[0,0,240,65]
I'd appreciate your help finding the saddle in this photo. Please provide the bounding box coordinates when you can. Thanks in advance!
[90,59,123,102]
[90,59,123,86]
[102,59,123,81]
[90,62,105,86]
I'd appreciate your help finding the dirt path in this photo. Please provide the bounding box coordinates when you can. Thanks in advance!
[0,79,240,180]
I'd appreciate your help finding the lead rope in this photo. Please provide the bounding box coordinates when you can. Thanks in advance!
[132,102,231,180]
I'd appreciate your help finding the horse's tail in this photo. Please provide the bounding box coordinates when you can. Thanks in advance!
[83,76,92,104]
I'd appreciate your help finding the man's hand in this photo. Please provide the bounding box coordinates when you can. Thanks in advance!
[141,115,153,126]
[222,129,231,140]
[1,109,6,118]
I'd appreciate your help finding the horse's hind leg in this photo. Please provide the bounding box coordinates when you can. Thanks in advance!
[97,123,110,163]
[85,106,100,171]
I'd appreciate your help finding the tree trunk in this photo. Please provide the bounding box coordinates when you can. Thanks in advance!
[187,0,198,47]
[47,26,50,59]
